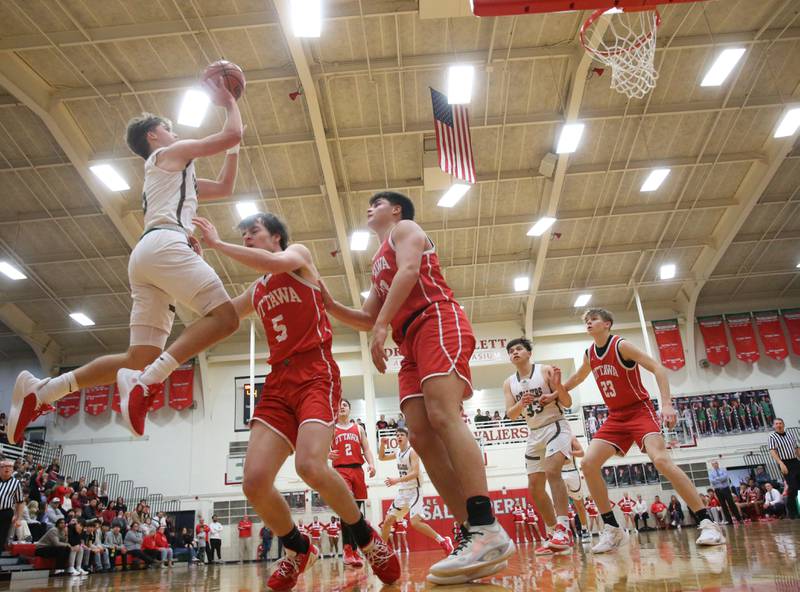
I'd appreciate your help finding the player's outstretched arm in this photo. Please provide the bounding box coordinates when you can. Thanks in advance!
[231,283,256,319]
[563,355,592,391]
[192,217,311,274]
[359,425,377,478]
[543,366,572,407]
[158,78,244,169]
[320,283,380,332]
[617,340,675,427]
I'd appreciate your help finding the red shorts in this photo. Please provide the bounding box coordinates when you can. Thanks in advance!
[251,348,341,449]
[592,400,661,455]
[398,302,475,404]
[335,465,368,500]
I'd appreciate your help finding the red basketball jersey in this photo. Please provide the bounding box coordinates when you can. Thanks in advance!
[588,335,651,411]
[371,229,456,343]
[332,423,365,467]
[252,271,333,365]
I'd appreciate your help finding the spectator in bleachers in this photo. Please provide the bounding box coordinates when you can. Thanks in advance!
[492,410,502,422]
[667,495,684,528]
[43,499,63,526]
[650,496,668,528]
[474,409,486,424]
[82,522,111,573]
[396,413,406,430]
[14,499,33,542]
[376,415,389,434]
[763,483,785,519]
[111,510,128,535]
[34,518,70,574]
[151,525,174,567]
[0,413,8,444]
[66,519,88,576]
[104,523,128,571]
[171,527,199,564]
[98,483,109,507]
[114,497,127,513]
[83,499,99,523]
[705,489,724,523]
[69,477,85,494]
[99,502,115,526]
[356,418,367,434]
[387,417,397,430]
[123,522,156,568]
[68,493,81,513]
[743,478,764,521]
[86,481,99,501]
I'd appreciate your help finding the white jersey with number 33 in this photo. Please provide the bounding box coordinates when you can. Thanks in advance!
[508,365,563,430]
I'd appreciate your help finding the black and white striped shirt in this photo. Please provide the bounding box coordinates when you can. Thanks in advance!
[0,476,23,510]
[769,431,799,461]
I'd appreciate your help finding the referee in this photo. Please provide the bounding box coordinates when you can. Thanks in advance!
[768,418,800,520]
[0,459,25,547]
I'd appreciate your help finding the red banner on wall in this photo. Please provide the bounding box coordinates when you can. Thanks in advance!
[169,365,195,410]
[84,385,111,416]
[148,382,165,412]
[380,487,544,551]
[782,309,800,356]
[651,319,685,370]
[57,390,81,418]
[697,316,731,366]
[725,313,760,363]
[753,310,788,361]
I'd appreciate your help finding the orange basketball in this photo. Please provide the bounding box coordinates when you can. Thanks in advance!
[202,60,245,100]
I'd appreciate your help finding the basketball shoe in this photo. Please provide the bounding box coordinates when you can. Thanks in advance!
[9,371,55,445]
[591,524,629,553]
[116,368,150,437]
[426,560,509,585]
[695,519,726,546]
[267,537,318,591]
[429,520,515,580]
[439,536,454,555]
[535,527,573,556]
[360,531,400,584]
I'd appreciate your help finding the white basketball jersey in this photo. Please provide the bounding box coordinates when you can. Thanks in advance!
[508,365,562,429]
[396,446,420,491]
[142,147,198,232]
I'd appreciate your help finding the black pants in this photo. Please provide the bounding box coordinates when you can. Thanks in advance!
[209,538,222,561]
[128,548,155,566]
[0,508,14,547]
[109,548,128,569]
[634,512,650,530]
[715,487,742,522]
[785,459,800,519]
[34,546,70,569]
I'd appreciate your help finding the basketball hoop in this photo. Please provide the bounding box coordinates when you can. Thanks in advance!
[580,8,661,99]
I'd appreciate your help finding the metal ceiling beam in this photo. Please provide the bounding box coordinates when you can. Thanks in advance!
[269,0,361,309]
[0,303,61,373]
[0,2,418,52]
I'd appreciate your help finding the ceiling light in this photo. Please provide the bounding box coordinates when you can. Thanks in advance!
[70,313,95,327]
[514,276,529,292]
[574,294,591,307]
[235,201,259,220]
[90,164,129,191]
[556,123,585,154]
[641,168,671,192]
[796,262,800,269]
[527,217,557,237]
[177,88,211,127]
[700,48,746,87]
[0,262,26,281]
[447,65,475,104]
[774,108,800,138]
[291,0,321,38]
[438,183,471,208]
[350,231,370,251]
[660,263,676,280]
[360,290,370,299]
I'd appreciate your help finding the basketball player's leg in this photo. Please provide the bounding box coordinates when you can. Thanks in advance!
[409,515,442,541]
[401,397,467,523]
[528,473,555,528]
[580,440,618,514]
[573,498,589,530]
[542,451,570,519]
[381,509,401,542]
[242,422,294,535]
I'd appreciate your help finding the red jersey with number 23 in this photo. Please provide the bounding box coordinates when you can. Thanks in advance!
[588,335,650,411]
[252,271,333,365]
[371,229,456,344]
[332,422,365,467]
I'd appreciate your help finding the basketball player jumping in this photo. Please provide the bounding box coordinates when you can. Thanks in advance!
[503,338,574,555]
[563,308,725,553]
[378,428,454,555]
[321,191,514,585]
[9,77,244,443]
[330,399,376,567]
[192,213,399,589]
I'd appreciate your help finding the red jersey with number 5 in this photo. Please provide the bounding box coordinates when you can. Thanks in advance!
[252,271,333,365]
[332,422,365,467]
[371,228,456,344]
[588,335,650,411]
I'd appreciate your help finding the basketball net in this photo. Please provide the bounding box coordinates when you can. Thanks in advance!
[581,9,661,99]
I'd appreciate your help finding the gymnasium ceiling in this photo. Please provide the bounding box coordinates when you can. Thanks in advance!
[0,0,798,365]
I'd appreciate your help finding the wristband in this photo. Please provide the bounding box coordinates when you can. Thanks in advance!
[226,144,240,155]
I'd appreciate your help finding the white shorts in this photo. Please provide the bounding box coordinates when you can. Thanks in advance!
[562,469,586,500]
[390,488,424,519]
[525,420,572,475]
[128,229,230,348]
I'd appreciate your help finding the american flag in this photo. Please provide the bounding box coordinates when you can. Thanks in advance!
[430,88,476,184]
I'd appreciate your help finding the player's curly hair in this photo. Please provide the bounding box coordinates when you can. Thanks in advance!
[237,212,289,251]
[369,191,415,221]
[125,112,171,159]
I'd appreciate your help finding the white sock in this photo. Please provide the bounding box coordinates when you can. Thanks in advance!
[556,516,570,530]
[435,535,444,543]
[38,372,78,404]
[139,352,180,386]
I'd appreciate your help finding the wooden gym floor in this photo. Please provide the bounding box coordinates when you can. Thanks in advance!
[10,521,799,591]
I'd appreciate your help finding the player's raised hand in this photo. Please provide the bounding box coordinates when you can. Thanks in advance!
[203,75,235,108]
[192,217,221,248]
[552,367,563,387]
[519,393,535,406]
[328,450,340,461]
[370,323,389,373]
[538,392,558,405]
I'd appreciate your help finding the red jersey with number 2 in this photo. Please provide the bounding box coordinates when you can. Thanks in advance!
[332,422,365,466]
[588,335,650,411]
[371,229,456,344]
[252,271,333,365]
